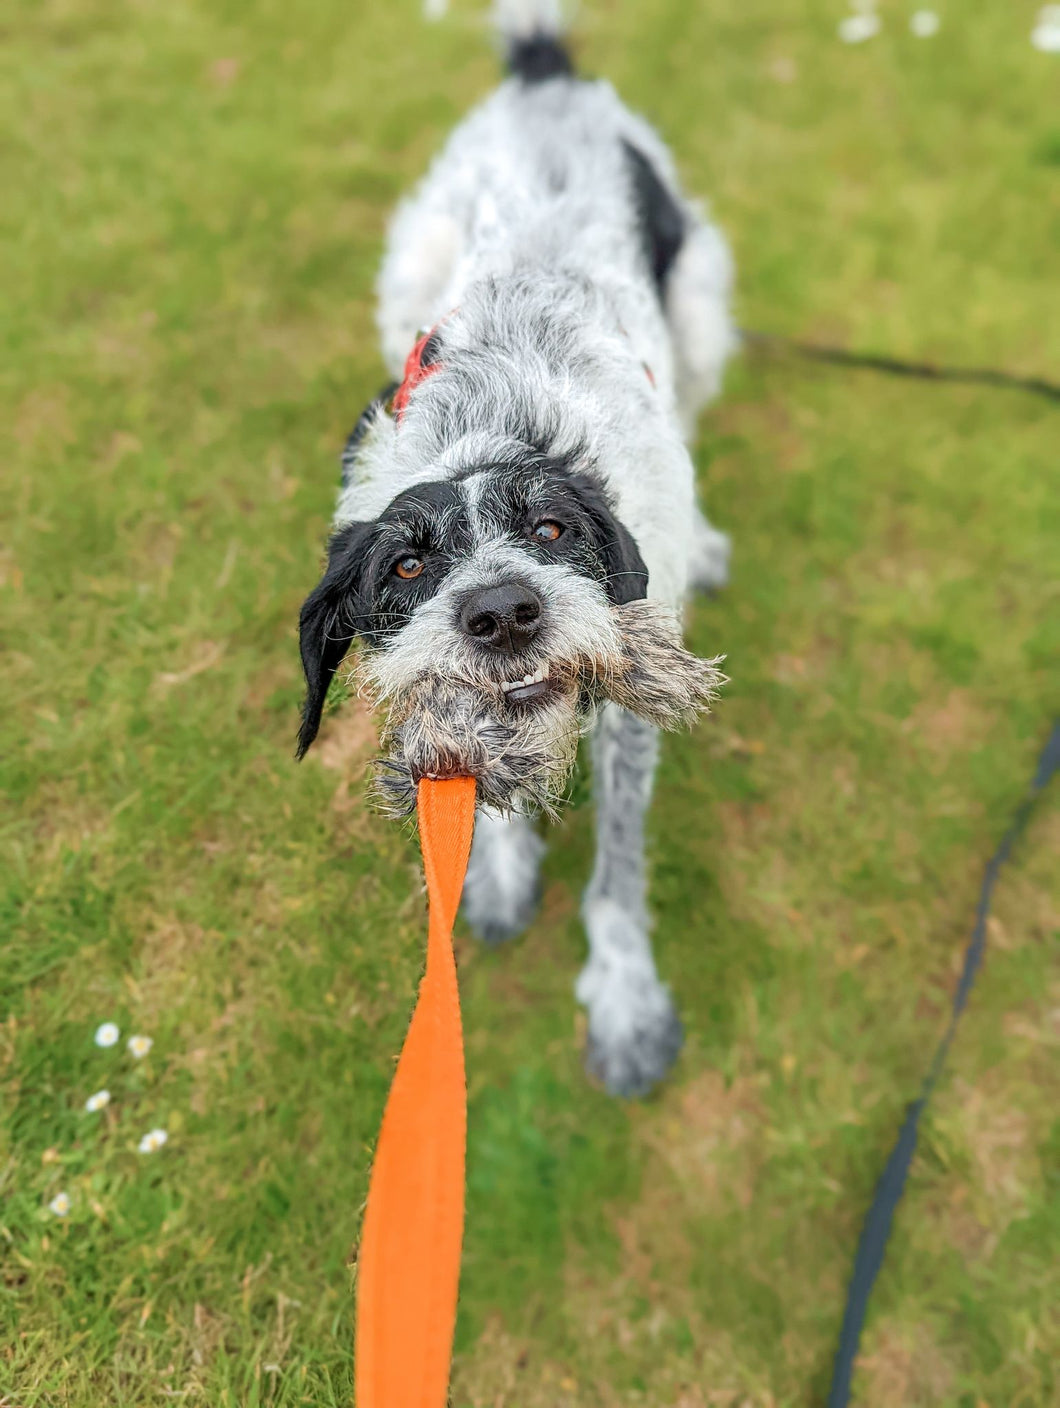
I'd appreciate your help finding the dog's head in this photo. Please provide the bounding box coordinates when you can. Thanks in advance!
[297,448,723,815]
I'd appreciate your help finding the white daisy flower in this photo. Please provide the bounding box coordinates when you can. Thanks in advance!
[1031,19,1060,50]
[94,1021,120,1048]
[423,0,448,17]
[127,1034,153,1059]
[910,10,940,37]
[137,1128,168,1154]
[839,13,881,43]
[49,1192,71,1217]
[84,1089,111,1113]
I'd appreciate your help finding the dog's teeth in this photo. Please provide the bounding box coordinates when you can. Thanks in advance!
[500,667,548,694]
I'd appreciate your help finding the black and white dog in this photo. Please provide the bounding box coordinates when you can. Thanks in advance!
[296,0,735,1096]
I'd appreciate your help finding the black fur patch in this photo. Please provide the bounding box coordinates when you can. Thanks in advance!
[462,459,648,605]
[622,139,686,294]
[296,520,375,759]
[340,383,398,487]
[296,480,472,757]
[507,35,574,84]
[417,329,443,368]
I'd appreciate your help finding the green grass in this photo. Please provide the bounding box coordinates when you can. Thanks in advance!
[2,1,1058,1403]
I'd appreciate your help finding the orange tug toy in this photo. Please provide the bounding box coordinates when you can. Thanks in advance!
[354,775,476,1407]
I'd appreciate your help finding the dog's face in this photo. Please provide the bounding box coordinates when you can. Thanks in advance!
[297,452,722,815]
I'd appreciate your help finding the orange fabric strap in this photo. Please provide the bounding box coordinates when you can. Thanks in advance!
[354,775,476,1407]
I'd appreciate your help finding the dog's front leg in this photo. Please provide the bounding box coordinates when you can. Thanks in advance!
[577,703,683,1097]
[461,808,544,946]
[688,506,731,594]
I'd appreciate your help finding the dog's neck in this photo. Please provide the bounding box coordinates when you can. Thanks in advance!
[336,265,695,608]
[402,269,673,456]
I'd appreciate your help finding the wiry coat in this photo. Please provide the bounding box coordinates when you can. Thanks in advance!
[340,36,735,606]
[297,0,737,1096]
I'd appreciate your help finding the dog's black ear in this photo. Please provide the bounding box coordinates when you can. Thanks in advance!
[296,521,375,759]
[568,473,649,604]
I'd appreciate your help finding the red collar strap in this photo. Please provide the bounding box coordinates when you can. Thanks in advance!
[392,325,445,422]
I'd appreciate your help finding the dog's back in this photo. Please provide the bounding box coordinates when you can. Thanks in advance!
[379,9,690,373]
[341,1,735,608]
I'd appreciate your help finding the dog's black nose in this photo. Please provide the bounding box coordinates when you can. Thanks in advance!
[460,583,542,653]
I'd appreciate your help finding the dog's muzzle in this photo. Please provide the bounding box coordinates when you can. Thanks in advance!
[364,600,726,819]
[458,580,553,703]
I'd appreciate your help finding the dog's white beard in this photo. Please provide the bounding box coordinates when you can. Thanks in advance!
[359,600,725,818]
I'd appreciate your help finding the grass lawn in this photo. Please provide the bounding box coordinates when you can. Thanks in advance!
[2,0,1058,1403]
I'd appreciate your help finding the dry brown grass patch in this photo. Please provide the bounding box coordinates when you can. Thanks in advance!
[635,1070,766,1209]
[856,1319,956,1408]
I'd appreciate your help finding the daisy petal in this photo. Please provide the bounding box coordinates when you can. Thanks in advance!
[910,10,940,37]
[1031,21,1060,51]
[838,13,881,43]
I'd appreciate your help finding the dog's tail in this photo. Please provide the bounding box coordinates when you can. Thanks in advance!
[492,0,575,81]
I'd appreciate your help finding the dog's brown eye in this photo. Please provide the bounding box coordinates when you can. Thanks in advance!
[395,555,424,580]
[533,520,563,542]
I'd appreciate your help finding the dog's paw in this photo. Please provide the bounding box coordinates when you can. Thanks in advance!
[575,923,683,1097]
[461,811,544,945]
[462,881,541,946]
[583,995,684,1098]
[688,515,731,594]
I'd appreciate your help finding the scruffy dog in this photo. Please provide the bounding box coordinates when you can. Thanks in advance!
[296,0,735,1096]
